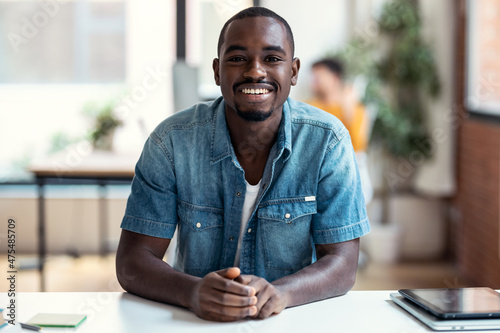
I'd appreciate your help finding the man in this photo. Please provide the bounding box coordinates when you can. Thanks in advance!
[308,58,369,152]
[116,7,370,322]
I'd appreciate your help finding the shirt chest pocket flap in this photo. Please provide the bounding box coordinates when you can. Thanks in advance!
[177,201,224,231]
[257,199,317,224]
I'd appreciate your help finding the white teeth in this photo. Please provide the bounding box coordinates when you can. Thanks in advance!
[242,88,270,95]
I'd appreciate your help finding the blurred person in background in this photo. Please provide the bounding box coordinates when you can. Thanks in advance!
[309,58,368,152]
[308,58,373,203]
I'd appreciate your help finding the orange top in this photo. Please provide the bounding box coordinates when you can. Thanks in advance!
[308,100,369,152]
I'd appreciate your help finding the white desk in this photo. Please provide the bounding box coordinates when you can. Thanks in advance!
[1,291,485,333]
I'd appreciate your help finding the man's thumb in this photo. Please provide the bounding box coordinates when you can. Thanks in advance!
[218,267,240,280]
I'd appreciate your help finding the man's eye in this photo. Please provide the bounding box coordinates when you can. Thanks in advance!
[266,56,281,62]
[228,57,245,62]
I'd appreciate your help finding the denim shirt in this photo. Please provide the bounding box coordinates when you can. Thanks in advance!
[121,97,370,282]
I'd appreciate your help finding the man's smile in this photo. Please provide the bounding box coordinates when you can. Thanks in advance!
[237,89,273,103]
[242,88,270,95]
[234,83,276,102]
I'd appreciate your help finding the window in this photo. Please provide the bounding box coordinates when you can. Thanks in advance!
[0,0,125,84]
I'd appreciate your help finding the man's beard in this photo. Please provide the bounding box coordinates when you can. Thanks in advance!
[232,80,278,122]
[235,105,275,122]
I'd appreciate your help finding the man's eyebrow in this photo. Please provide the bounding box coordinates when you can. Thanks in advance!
[224,45,288,55]
[263,45,287,54]
[224,45,247,54]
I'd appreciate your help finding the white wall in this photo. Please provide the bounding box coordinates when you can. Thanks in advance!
[123,0,176,140]
[414,0,456,196]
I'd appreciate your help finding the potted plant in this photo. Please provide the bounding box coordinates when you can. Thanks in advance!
[83,99,123,151]
[335,0,441,263]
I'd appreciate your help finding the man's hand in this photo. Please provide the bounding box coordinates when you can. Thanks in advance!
[236,275,288,319]
[189,267,258,322]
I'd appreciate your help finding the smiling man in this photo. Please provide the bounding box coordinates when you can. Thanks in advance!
[116,7,370,322]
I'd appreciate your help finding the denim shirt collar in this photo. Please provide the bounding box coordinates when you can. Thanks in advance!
[210,96,292,164]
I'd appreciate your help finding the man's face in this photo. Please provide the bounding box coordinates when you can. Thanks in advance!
[213,16,300,122]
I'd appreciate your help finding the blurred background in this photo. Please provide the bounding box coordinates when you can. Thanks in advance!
[0,0,499,293]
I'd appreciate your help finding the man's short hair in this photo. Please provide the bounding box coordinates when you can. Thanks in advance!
[217,7,295,57]
[312,58,344,80]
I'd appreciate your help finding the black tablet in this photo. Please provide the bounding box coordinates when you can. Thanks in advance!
[398,287,500,319]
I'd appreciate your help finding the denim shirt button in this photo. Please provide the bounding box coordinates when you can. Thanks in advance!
[236,191,241,197]
[196,222,201,228]
[247,228,252,233]
[284,213,291,219]
[229,236,234,241]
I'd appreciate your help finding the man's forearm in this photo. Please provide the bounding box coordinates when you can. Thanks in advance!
[116,249,199,309]
[272,252,357,308]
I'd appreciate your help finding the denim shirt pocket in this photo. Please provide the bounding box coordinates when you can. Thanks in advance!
[257,198,317,278]
[176,200,224,277]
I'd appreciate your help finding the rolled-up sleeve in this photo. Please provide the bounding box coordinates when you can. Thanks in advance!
[312,132,370,244]
[120,133,177,239]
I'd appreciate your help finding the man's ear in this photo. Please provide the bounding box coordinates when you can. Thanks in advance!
[291,57,300,86]
[213,58,220,86]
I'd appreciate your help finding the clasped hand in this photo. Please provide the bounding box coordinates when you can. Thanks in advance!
[189,267,287,322]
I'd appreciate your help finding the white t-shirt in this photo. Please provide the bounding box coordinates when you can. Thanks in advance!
[233,179,261,267]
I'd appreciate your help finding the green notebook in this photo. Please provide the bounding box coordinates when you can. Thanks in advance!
[26,313,87,328]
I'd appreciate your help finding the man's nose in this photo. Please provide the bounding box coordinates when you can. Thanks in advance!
[243,59,266,81]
